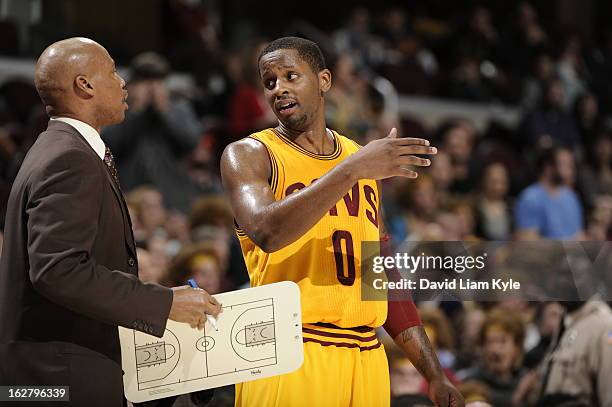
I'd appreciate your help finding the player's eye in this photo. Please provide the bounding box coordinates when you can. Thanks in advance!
[288,72,298,80]
[264,78,276,90]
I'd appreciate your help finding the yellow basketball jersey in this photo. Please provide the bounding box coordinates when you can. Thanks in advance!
[235,128,386,328]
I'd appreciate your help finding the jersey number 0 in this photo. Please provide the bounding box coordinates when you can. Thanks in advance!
[332,230,355,286]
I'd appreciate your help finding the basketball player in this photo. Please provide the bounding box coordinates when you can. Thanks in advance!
[221,37,464,407]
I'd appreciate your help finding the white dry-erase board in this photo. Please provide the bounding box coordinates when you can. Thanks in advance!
[119,281,303,403]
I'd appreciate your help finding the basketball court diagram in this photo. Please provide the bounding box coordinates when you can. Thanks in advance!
[120,281,303,403]
[132,298,279,390]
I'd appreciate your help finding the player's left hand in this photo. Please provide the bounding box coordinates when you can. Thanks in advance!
[428,376,465,407]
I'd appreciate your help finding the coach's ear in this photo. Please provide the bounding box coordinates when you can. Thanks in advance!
[319,69,331,94]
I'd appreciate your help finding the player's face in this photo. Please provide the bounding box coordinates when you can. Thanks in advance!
[259,49,331,130]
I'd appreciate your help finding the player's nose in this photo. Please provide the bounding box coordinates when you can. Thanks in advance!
[273,80,290,98]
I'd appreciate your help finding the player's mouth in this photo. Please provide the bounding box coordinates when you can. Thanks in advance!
[276,100,298,116]
[122,92,129,108]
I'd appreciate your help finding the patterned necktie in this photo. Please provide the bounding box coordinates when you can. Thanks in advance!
[104,146,121,187]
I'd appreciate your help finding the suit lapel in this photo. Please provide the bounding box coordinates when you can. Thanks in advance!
[101,163,137,258]
[46,121,137,259]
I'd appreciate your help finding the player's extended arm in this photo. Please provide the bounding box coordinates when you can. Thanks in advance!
[377,179,423,335]
[394,327,465,407]
[220,128,436,252]
[376,180,464,407]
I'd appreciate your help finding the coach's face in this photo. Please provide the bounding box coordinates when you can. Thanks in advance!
[86,46,128,126]
[259,49,331,130]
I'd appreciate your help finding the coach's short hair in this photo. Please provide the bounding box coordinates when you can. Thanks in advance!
[258,36,326,74]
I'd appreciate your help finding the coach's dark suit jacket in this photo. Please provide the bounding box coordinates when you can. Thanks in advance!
[0,120,173,406]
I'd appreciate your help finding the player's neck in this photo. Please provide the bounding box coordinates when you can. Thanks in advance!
[276,121,333,155]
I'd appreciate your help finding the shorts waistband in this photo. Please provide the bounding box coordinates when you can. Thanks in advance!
[302,323,381,351]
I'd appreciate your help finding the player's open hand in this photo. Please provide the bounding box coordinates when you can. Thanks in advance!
[168,286,222,330]
[344,127,437,180]
[428,376,465,407]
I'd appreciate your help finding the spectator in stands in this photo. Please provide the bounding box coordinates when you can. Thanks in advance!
[514,147,584,240]
[580,130,612,205]
[440,120,479,194]
[448,198,479,241]
[396,174,440,240]
[464,6,500,63]
[521,52,555,111]
[429,150,453,206]
[136,247,165,284]
[162,0,225,99]
[573,92,604,150]
[333,7,384,69]
[455,307,486,371]
[458,308,526,407]
[541,300,612,406]
[458,380,492,407]
[586,195,612,240]
[0,126,17,224]
[556,33,587,110]
[475,162,512,241]
[227,40,276,140]
[103,52,203,212]
[326,53,374,139]
[387,345,434,406]
[522,78,580,149]
[513,2,549,74]
[381,34,434,96]
[163,242,224,295]
[126,185,168,243]
[523,302,564,369]
[419,307,458,373]
[189,195,249,288]
[448,54,492,102]
[465,402,492,407]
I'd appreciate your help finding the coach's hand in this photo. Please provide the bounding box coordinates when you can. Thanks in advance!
[169,286,222,330]
[344,127,437,180]
[428,376,465,407]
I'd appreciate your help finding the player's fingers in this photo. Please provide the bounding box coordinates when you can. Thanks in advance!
[397,156,431,167]
[395,168,418,178]
[397,145,438,155]
[386,127,398,139]
[452,390,465,407]
[393,137,430,146]
[437,392,450,407]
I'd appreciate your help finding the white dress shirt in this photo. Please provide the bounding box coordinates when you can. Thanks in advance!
[50,117,106,160]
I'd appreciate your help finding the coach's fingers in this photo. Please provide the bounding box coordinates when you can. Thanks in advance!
[208,295,221,307]
[189,316,199,329]
[196,315,205,331]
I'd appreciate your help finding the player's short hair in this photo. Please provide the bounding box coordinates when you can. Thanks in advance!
[258,36,326,74]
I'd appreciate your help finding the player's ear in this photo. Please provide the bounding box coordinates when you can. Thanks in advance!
[319,69,331,94]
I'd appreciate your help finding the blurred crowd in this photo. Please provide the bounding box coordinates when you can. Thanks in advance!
[0,1,611,406]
